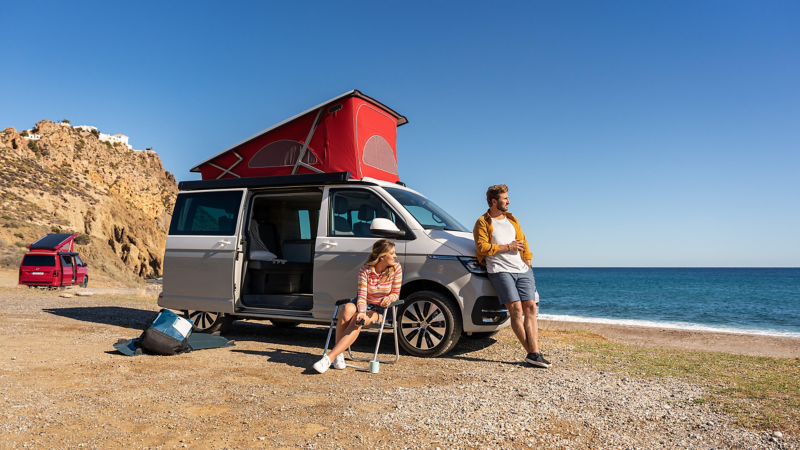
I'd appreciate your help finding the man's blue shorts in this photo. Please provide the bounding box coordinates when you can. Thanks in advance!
[487,270,538,305]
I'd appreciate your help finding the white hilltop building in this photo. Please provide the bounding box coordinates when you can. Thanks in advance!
[21,123,147,151]
[98,132,132,150]
[21,129,41,140]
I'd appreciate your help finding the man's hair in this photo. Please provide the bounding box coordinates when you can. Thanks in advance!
[486,184,508,207]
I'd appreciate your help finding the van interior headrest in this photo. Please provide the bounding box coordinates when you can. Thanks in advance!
[357,204,375,221]
[254,209,271,221]
[334,196,349,215]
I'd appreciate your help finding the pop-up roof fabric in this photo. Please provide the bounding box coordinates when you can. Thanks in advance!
[192,91,406,183]
[28,233,76,251]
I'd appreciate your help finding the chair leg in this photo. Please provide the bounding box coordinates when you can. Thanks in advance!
[322,304,340,357]
[346,305,401,366]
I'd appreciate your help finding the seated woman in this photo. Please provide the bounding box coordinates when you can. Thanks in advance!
[313,239,403,373]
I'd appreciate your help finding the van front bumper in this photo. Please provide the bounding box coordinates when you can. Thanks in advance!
[470,296,509,327]
[453,273,511,333]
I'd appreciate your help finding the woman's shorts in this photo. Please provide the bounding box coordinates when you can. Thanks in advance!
[487,270,537,305]
[350,298,386,316]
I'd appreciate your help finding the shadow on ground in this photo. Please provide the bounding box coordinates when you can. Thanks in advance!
[227,320,396,356]
[42,306,513,363]
[43,306,157,330]
[232,348,320,374]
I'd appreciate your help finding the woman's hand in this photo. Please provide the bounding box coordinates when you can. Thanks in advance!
[380,297,393,307]
[355,312,367,325]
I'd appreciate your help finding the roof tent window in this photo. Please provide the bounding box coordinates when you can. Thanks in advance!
[248,140,319,168]
[362,135,398,174]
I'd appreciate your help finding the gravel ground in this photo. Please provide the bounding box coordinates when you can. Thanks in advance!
[0,286,795,450]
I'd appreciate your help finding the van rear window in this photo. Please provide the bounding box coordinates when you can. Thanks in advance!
[22,254,56,267]
[169,191,244,236]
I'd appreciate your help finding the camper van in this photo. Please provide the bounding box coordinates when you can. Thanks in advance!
[159,91,528,357]
[19,233,89,288]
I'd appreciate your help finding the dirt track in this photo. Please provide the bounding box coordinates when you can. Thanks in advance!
[1,286,794,449]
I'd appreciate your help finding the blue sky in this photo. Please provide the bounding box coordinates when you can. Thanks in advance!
[2,1,798,266]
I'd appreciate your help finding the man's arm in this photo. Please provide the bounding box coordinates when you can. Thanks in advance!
[520,230,533,263]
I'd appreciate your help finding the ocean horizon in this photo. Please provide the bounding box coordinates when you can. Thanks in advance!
[532,267,800,338]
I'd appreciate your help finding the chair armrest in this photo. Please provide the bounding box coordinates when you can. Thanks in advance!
[335,298,354,306]
[387,300,404,308]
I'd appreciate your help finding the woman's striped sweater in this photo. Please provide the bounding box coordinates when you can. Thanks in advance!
[356,263,403,313]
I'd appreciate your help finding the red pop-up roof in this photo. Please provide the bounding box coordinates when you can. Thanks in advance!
[191,90,408,182]
[27,233,77,253]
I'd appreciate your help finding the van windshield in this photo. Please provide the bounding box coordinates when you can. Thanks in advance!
[384,188,469,232]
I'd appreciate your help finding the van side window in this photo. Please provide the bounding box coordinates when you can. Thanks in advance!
[329,190,398,237]
[169,191,243,236]
[298,210,312,239]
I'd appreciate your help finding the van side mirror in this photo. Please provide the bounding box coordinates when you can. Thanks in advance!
[370,218,405,238]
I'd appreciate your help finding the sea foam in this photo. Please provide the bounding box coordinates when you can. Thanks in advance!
[539,314,800,338]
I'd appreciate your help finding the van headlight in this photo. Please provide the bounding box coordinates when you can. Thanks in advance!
[427,255,488,277]
[458,257,487,276]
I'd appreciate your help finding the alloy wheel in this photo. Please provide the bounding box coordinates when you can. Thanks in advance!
[400,300,448,351]
[188,310,220,331]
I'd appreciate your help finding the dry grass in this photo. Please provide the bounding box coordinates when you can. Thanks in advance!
[546,329,800,434]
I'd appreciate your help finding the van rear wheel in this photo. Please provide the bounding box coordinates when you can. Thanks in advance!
[397,291,461,358]
[184,310,234,334]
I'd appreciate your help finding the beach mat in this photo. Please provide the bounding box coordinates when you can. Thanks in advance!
[113,333,235,356]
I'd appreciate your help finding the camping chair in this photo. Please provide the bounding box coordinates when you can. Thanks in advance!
[322,298,404,370]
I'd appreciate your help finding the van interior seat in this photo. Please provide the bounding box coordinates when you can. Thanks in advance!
[333,196,353,235]
[353,204,375,236]
[375,206,390,219]
[250,210,280,258]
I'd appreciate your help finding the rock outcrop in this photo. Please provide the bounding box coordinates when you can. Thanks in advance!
[0,120,179,284]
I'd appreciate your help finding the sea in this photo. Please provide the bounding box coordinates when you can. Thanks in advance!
[532,268,800,338]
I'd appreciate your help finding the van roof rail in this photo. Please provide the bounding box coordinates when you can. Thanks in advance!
[178,171,352,191]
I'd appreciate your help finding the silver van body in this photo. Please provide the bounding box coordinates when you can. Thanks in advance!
[159,172,524,357]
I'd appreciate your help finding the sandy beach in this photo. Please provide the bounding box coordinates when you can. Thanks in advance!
[1,271,797,448]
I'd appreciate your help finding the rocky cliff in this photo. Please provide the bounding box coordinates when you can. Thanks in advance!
[0,120,179,285]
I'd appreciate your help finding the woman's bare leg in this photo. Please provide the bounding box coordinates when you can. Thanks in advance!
[328,311,380,360]
[335,303,357,343]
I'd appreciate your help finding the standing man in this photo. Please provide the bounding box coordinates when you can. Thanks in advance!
[473,184,551,368]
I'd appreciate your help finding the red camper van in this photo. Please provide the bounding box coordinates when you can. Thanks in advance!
[18,233,89,288]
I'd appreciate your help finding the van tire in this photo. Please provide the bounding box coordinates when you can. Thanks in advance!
[397,291,461,358]
[270,319,299,328]
[80,276,88,288]
[184,310,234,334]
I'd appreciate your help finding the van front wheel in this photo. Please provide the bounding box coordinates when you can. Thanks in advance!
[184,310,234,334]
[397,291,461,358]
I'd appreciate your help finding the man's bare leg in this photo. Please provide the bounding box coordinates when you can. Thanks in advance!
[506,301,531,354]
[520,299,539,354]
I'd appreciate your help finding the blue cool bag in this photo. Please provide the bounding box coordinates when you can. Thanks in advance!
[138,309,194,355]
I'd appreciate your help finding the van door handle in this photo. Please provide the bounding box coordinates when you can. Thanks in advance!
[217,240,231,246]
[321,241,338,248]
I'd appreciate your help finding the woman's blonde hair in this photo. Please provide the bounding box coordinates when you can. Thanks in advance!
[364,239,396,282]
